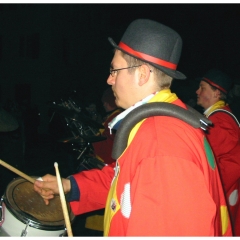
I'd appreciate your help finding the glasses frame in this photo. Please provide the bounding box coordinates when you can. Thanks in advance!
[109,65,142,77]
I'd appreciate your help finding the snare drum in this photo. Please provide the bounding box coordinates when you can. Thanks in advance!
[0,177,75,237]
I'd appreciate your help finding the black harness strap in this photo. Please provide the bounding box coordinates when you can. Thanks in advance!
[112,102,212,160]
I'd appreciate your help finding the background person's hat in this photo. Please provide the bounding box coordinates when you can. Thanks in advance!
[201,69,233,94]
[108,19,186,80]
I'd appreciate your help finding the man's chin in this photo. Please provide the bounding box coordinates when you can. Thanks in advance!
[196,100,201,106]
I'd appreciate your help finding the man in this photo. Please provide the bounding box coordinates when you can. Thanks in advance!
[196,68,240,235]
[34,19,232,236]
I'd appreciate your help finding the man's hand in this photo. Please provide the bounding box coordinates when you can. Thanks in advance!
[33,174,71,205]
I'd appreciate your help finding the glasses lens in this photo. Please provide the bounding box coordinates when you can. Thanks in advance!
[110,69,116,77]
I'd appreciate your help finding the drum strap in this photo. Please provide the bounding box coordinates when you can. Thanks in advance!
[112,102,212,160]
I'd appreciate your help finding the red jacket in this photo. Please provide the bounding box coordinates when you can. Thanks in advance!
[207,105,240,235]
[70,98,232,236]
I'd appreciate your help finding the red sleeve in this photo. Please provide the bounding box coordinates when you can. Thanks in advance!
[70,162,115,215]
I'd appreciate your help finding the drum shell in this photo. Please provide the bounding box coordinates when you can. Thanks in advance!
[0,202,67,237]
[0,177,75,237]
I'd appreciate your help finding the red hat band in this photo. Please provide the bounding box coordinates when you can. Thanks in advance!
[203,77,227,93]
[119,42,177,70]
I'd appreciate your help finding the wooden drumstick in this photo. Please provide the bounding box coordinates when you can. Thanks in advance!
[54,162,73,237]
[0,159,35,183]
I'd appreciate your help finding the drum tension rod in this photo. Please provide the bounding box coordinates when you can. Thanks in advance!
[0,197,3,223]
[21,221,30,237]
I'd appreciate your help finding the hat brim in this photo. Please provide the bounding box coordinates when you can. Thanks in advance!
[108,38,186,80]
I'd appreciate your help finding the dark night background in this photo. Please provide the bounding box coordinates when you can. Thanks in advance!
[0,3,240,134]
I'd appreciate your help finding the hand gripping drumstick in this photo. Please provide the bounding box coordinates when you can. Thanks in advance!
[54,162,73,237]
[0,159,35,183]
[0,159,73,236]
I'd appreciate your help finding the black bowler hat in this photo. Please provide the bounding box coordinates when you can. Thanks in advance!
[108,19,186,80]
[201,69,233,94]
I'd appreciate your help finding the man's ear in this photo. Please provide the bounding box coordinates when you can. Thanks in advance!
[215,89,221,98]
[138,64,151,86]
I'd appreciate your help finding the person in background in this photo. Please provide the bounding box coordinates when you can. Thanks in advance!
[34,19,232,236]
[85,102,102,124]
[92,87,122,165]
[196,68,240,235]
[82,87,123,234]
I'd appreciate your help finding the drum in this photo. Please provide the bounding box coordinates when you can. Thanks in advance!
[0,177,75,237]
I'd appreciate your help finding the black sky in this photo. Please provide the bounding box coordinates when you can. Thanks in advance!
[2,3,240,107]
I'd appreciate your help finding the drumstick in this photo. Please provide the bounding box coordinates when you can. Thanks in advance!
[54,162,73,237]
[0,159,35,183]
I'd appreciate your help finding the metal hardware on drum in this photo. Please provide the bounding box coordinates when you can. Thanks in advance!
[75,142,90,160]
[61,97,81,113]
[49,96,108,174]
[21,221,30,237]
[0,198,3,223]
[49,100,104,130]
[77,155,106,172]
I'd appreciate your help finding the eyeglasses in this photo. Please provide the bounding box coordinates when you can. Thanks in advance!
[109,65,142,77]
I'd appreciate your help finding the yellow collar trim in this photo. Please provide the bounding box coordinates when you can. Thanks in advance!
[128,89,178,145]
[204,100,226,117]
